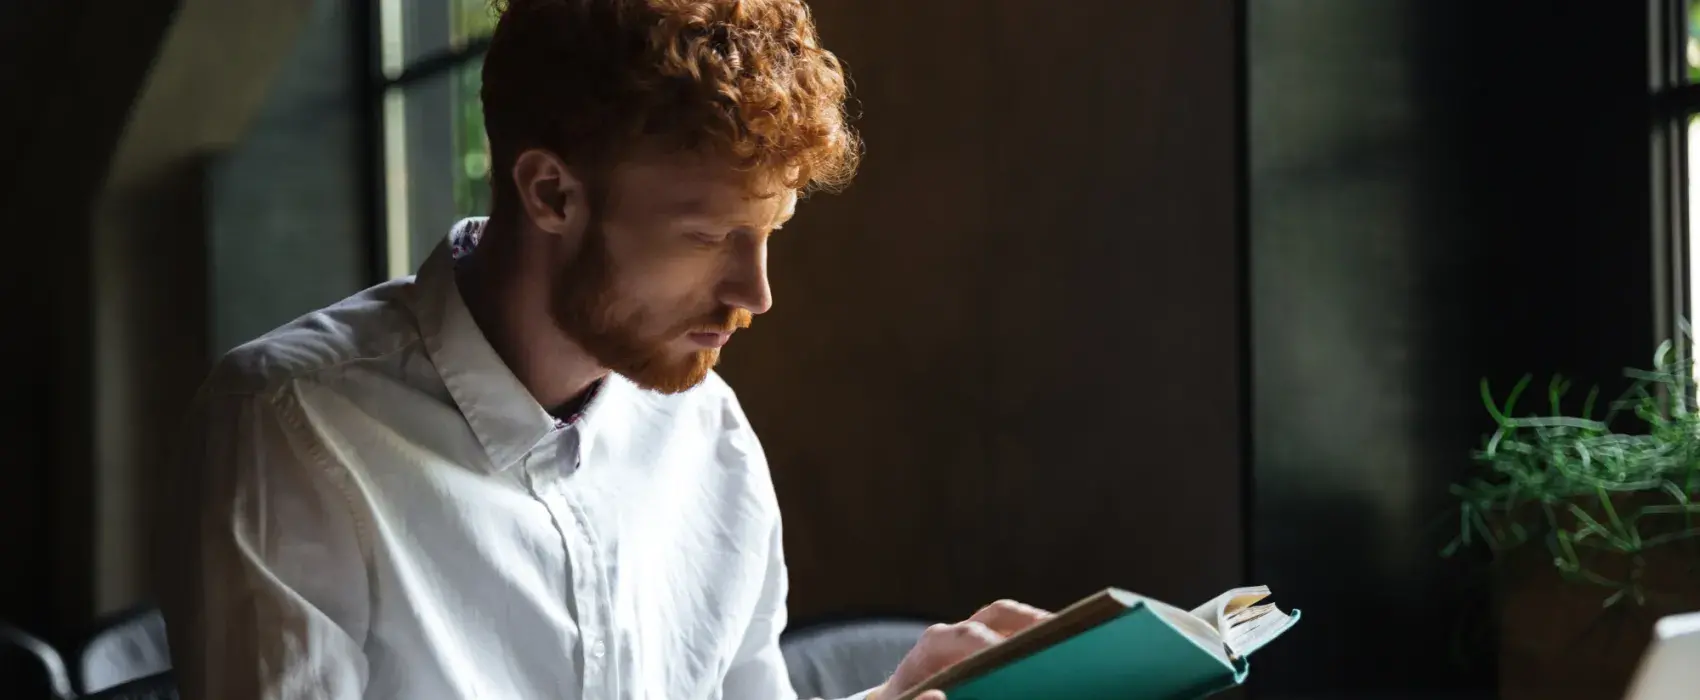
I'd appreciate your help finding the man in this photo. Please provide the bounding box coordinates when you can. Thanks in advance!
[164,0,1047,698]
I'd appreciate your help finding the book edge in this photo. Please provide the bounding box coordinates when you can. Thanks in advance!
[886,588,1139,700]
[1146,601,1243,676]
[943,603,1244,699]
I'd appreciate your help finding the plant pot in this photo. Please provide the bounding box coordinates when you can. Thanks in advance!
[1496,545,1700,700]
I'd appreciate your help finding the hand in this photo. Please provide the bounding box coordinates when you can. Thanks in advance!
[876,599,1051,700]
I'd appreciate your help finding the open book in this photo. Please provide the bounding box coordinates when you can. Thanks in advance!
[888,586,1300,700]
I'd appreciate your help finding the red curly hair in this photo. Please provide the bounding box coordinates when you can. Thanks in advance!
[482,0,860,208]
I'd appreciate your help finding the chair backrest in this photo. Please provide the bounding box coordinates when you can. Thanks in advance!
[781,618,932,699]
[71,606,173,696]
[0,620,74,699]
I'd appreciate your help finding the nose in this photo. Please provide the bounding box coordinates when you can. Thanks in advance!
[718,237,773,316]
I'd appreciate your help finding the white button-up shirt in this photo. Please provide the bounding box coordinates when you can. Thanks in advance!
[165,220,872,700]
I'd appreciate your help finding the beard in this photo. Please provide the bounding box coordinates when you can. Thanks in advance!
[550,223,753,394]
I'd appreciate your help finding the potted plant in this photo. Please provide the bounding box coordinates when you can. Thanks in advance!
[1443,338,1700,700]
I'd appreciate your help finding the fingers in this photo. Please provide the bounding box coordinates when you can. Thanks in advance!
[967,599,1052,638]
[915,620,1004,667]
[882,622,1003,699]
[912,601,1052,670]
[879,600,1050,700]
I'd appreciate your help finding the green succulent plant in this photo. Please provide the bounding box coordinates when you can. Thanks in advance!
[1443,337,1700,608]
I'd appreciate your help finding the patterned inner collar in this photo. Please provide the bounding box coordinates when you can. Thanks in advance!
[449,218,485,265]
[550,381,602,428]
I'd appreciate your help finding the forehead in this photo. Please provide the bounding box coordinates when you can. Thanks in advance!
[604,149,797,226]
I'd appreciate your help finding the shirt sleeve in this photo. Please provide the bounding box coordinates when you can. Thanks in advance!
[719,515,883,700]
[166,383,371,700]
[720,512,800,700]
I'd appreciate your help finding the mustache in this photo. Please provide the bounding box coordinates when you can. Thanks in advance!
[686,307,753,334]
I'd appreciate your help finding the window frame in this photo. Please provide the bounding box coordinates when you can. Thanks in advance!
[360,0,493,283]
[1655,0,1699,353]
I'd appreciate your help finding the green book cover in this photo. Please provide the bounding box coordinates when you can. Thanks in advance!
[893,586,1300,700]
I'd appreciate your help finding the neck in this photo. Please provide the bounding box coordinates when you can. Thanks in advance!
[456,214,609,411]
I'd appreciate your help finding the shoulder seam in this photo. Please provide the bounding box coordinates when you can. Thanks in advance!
[207,335,426,399]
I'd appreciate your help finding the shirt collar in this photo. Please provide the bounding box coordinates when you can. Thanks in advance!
[409,218,613,473]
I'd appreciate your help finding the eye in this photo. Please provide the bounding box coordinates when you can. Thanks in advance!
[687,230,727,246]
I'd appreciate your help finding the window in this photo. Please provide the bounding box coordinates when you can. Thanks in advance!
[1645,2,1700,351]
[373,0,497,279]
[1688,3,1700,339]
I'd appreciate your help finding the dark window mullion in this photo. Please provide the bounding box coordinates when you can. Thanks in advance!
[1653,0,1694,353]
[1654,0,1685,89]
[360,0,388,284]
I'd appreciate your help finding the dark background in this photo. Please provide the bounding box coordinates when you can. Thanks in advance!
[0,0,1677,697]
[1249,2,1658,696]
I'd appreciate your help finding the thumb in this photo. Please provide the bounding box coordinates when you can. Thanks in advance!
[917,692,946,700]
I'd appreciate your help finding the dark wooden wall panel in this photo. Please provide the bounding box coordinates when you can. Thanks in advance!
[718,0,1246,623]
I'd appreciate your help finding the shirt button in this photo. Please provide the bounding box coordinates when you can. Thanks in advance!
[591,640,607,658]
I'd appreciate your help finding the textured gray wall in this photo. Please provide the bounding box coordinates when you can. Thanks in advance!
[94,0,316,615]
[209,0,367,355]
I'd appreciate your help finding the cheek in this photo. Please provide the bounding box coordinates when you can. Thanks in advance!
[622,255,721,305]
[605,267,714,324]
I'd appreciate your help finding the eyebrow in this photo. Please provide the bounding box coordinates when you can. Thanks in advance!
[663,195,797,229]
[660,197,713,217]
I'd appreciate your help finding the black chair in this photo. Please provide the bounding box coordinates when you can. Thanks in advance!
[78,671,177,700]
[1,620,75,699]
[781,617,932,699]
[66,606,172,697]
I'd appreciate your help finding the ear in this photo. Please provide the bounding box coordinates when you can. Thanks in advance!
[511,148,589,236]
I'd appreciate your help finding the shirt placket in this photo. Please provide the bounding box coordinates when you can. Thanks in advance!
[563,492,615,698]
[522,426,613,698]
